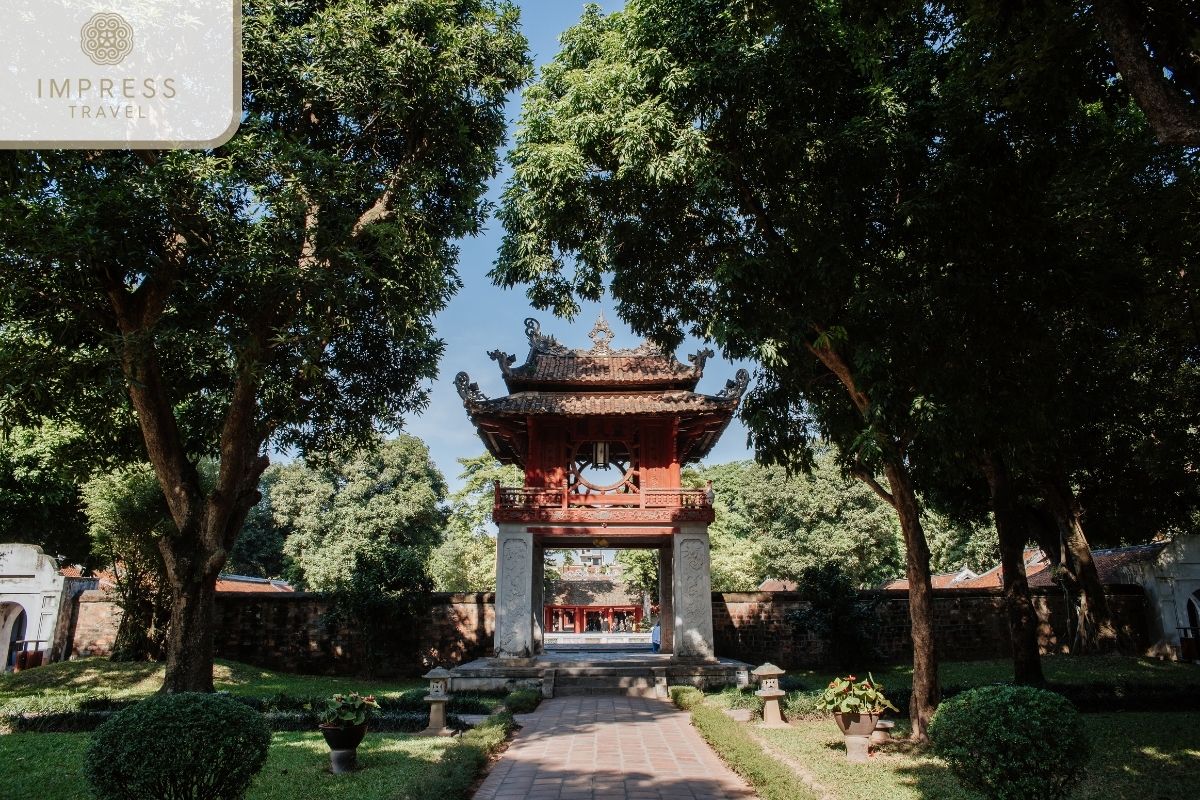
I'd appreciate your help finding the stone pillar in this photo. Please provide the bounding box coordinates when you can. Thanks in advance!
[657,544,674,655]
[495,525,534,659]
[672,526,715,661]
[531,543,545,655]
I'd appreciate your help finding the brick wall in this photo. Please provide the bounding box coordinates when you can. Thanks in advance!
[71,590,122,657]
[72,591,496,676]
[71,587,1148,675]
[712,586,1150,669]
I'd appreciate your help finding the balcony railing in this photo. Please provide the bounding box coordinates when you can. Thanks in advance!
[494,484,711,510]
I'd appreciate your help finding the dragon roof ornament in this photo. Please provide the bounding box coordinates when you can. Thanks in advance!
[717,368,751,401]
[524,317,571,355]
[454,372,487,406]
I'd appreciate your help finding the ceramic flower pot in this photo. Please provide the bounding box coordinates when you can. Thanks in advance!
[833,711,880,737]
[320,722,367,773]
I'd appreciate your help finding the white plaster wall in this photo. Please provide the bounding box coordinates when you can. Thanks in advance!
[0,543,67,665]
[1118,536,1200,657]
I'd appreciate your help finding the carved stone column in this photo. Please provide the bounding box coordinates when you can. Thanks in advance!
[495,525,534,659]
[657,544,674,655]
[672,526,715,661]
[531,543,545,655]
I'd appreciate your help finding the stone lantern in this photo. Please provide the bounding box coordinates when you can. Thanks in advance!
[422,667,454,736]
[752,662,788,728]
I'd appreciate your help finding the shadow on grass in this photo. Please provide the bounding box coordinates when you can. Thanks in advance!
[248,732,455,800]
[892,712,1200,800]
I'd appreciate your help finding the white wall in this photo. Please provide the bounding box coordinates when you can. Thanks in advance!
[0,543,68,666]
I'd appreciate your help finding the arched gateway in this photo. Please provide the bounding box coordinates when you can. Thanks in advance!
[455,315,748,664]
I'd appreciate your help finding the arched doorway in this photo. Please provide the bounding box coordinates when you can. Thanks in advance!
[1183,590,1200,662]
[2,603,28,671]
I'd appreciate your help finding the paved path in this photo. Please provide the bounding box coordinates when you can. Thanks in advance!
[473,696,756,800]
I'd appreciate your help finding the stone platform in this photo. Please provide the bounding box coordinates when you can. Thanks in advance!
[544,632,652,647]
[449,648,749,698]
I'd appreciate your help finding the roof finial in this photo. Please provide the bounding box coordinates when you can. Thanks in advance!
[588,312,615,355]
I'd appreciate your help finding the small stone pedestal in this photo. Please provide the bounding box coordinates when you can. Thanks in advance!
[752,662,789,728]
[845,735,871,763]
[422,667,454,737]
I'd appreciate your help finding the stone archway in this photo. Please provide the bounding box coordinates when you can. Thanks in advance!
[1,602,29,670]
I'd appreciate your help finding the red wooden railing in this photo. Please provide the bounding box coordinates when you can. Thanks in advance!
[494,483,711,510]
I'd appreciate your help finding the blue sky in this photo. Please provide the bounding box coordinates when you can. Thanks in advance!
[404,1,755,491]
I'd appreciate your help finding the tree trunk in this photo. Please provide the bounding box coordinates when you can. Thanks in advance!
[159,556,219,693]
[807,338,939,741]
[1041,474,1119,654]
[981,453,1045,685]
[882,459,940,742]
[1095,0,1200,147]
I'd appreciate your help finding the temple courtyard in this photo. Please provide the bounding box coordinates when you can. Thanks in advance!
[3,654,1200,800]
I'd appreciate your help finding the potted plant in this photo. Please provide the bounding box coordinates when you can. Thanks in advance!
[317,692,379,773]
[817,674,898,748]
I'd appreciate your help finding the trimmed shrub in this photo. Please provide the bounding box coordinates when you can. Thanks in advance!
[503,688,541,713]
[669,685,704,710]
[85,692,271,800]
[929,685,1090,800]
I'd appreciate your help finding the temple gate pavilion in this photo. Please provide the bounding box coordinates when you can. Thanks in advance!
[455,315,748,661]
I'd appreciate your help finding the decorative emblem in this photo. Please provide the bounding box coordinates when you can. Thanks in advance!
[587,313,615,355]
[717,368,751,401]
[453,372,487,405]
[80,12,134,66]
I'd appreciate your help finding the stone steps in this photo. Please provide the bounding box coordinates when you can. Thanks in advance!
[553,671,664,697]
[448,653,750,698]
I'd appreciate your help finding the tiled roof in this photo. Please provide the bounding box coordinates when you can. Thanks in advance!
[510,353,698,387]
[1027,543,1166,588]
[881,567,979,591]
[470,390,737,417]
[490,316,709,390]
[58,566,83,578]
[758,579,799,591]
[548,576,637,606]
[882,544,1167,591]
[216,574,294,593]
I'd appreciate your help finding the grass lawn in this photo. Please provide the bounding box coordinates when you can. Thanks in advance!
[754,713,1200,800]
[784,653,1200,690]
[0,657,423,705]
[0,731,456,800]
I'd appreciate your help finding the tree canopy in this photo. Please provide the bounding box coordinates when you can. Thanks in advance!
[427,454,522,592]
[493,0,1195,735]
[274,436,447,595]
[0,0,530,690]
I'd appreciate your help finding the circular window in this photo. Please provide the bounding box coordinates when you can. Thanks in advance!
[569,440,638,494]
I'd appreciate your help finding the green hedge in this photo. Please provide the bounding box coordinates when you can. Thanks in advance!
[669,685,704,710]
[502,688,541,713]
[3,706,466,733]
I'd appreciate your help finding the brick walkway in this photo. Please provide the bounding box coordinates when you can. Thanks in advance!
[473,696,756,800]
